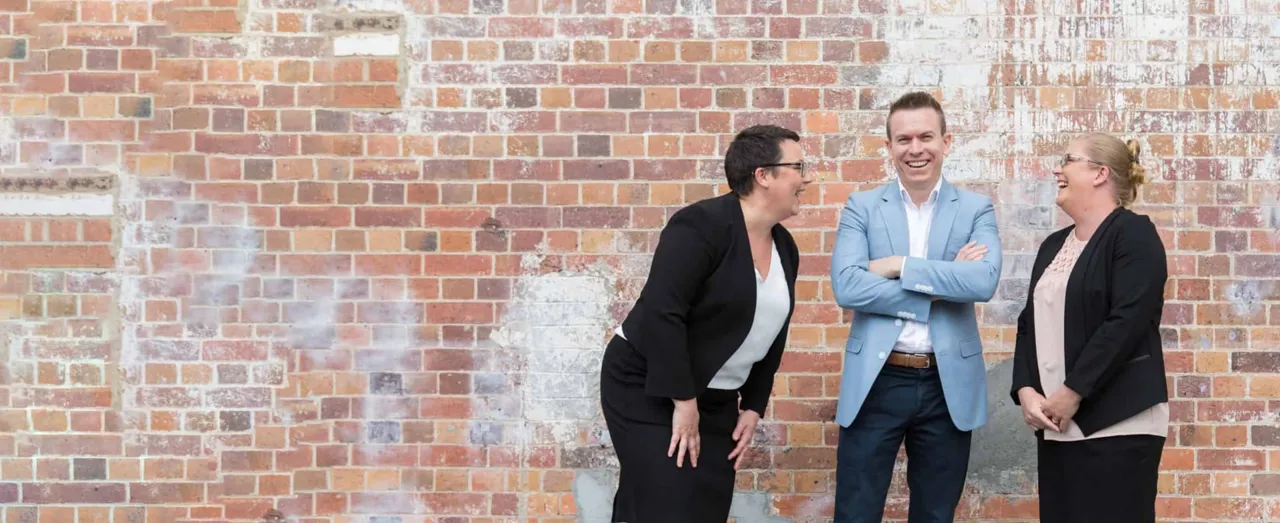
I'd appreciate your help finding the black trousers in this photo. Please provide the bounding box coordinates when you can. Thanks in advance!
[599,335,741,523]
[1037,434,1165,523]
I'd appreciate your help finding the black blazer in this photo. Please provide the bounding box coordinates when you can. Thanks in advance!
[1010,207,1170,436]
[616,191,799,417]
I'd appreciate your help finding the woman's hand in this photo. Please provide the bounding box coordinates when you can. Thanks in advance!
[1016,387,1060,432]
[1042,387,1082,430]
[726,409,760,470]
[669,398,699,468]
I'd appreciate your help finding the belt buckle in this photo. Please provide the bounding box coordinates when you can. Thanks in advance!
[920,355,932,369]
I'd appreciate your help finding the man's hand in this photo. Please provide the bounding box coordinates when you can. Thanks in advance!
[869,256,904,279]
[1041,386,1082,431]
[954,241,987,262]
[726,409,760,471]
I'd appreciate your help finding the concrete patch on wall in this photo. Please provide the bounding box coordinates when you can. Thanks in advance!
[966,357,1037,493]
[572,468,617,522]
[731,491,792,523]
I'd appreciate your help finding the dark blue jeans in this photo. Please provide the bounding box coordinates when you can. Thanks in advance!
[834,363,972,523]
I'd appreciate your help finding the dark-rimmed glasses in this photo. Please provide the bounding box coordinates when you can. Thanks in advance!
[759,162,806,176]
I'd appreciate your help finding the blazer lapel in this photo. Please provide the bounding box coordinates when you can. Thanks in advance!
[878,184,910,257]
[771,225,797,306]
[726,194,758,306]
[926,180,959,260]
[1065,207,1123,303]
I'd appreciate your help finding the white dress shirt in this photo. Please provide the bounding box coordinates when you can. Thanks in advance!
[892,177,941,355]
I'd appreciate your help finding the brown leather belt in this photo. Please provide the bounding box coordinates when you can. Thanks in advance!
[887,351,936,369]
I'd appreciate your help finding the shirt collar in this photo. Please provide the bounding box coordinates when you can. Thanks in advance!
[897,176,942,207]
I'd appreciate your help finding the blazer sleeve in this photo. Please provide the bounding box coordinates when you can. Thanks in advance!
[1063,217,1168,400]
[638,206,720,401]
[1010,289,1037,405]
[830,194,933,322]
[740,231,799,417]
[898,197,1003,303]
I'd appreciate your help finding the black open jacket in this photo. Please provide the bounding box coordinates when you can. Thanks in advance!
[1010,207,1170,436]
[616,192,799,418]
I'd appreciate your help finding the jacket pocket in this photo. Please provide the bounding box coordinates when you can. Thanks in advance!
[846,335,864,354]
[959,336,982,358]
[1127,353,1151,364]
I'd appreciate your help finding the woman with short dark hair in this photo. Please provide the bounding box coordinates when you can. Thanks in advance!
[599,124,812,522]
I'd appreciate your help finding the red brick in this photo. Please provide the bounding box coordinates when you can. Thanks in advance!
[332,85,399,108]
[66,25,133,46]
[279,207,351,227]
[354,207,421,227]
[69,121,136,141]
[631,64,699,85]
[68,73,135,93]
[353,159,420,180]
[563,65,628,85]
[0,246,112,269]
[23,483,125,503]
[201,341,269,361]
[1198,449,1266,471]
[192,85,261,106]
[172,9,242,33]
[771,65,838,85]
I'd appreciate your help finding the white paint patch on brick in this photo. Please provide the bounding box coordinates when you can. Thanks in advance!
[1226,280,1265,317]
[875,0,1003,182]
[1125,16,1189,38]
[333,33,400,56]
[490,112,539,134]
[489,260,618,447]
[332,0,406,10]
[0,193,114,216]
[0,116,16,166]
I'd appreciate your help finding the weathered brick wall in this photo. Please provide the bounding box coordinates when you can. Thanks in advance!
[0,0,1277,521]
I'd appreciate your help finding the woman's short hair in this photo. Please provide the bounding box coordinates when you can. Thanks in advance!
[723,125,801,197]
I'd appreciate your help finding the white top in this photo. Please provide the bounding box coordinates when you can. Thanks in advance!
[893,177,941,355]
[707,240,789,389]
[615,240,790,391]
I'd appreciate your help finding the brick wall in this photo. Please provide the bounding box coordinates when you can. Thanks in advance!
[0,0,1277,521]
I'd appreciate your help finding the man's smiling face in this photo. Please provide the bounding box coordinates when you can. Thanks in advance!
[885,106,951,190]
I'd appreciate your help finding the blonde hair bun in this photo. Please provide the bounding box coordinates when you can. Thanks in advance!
[1125,138,1147,187]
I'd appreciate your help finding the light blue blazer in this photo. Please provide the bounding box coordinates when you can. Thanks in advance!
[829,178,1002,432]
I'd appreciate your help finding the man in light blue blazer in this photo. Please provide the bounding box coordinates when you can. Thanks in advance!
[829,91,1003,523]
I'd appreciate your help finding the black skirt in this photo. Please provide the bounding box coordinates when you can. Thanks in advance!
[599,334,742,523]
[1037,433,1165,523]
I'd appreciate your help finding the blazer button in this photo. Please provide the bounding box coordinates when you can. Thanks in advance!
[878,352,886,359]
[894,319,903,326]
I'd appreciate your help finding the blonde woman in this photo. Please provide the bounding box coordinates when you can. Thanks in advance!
[1011,134,1170,523]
